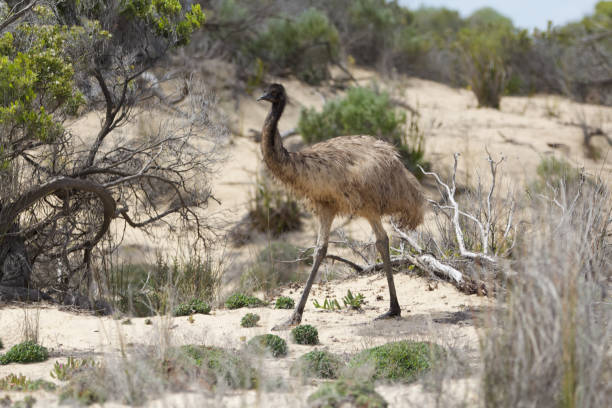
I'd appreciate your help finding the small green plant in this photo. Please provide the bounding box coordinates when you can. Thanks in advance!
[173,298,211,316]
[0,341,48,365]
[308,378,388,408]
[0,374,56,391]
[247,334,288,358]
[313,298,342,311]
[342,290,365,310]
[50,357,99,381]
[225,293,266,309]
[292,325,319,345]
[241,313,261,328]
[275,296,295,309]
[180,345,258,389]
[290,350,343,379]
[349,341,445,382]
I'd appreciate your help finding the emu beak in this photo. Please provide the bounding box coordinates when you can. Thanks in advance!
[257,92,271,102]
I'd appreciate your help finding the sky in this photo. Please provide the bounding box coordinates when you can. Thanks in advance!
[400,0,600,30]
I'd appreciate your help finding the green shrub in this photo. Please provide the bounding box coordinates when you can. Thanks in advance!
[0,374,56,391]
[0,341,48,365]
[298,87,428,175]
[251,8,340,84]
[225,293,266,309]
[173,298,211,316]
[247,334,288,358]
[349,341,445,382]
[275,296,295,309]
[292,324,319,345]
[180,345,258,389]
[241,242,307,293]
[247,173,302,238]
[290,350,343,379]
[241,313,260,328]
[308,378,388,408]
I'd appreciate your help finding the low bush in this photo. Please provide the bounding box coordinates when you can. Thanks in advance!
[308,378,388,408]
[173,298,211,316]
[247,334,288,358]
[0,341,49,365]
[349,341,445,382]
[241,313,260,328]
[180,345,258,389]
[241,242,307,293]
[225,293,266,309]
[247,172,302,238]
[275,296,295,309]
[250,8,340,84]
[290,350,343,379]
[0,374,56,391]
[292,324,319,345]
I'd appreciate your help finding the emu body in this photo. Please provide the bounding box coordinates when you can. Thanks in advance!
[258,84,424,327]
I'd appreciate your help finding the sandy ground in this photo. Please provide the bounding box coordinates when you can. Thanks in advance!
[0,272,488,407]
[1,65,611,406]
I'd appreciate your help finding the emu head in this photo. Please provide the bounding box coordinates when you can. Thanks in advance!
[257,83,285,104]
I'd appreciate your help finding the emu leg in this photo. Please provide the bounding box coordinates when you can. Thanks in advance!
[272,211,333,330]
[370,218,401,320]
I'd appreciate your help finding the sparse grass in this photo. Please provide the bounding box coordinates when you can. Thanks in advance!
[173,298,211,316]
[241,241,307,294]
[349,341,445,382]
[275,296,295,309]
[0,341,48,365]
[308,378,388,408]
[240,313,260,328]
[247,334,288,358]
[292,324,319,345]
[290,350,343,379]
[0,374,56,391]
[225,293,266,309]
[179,345,258,389]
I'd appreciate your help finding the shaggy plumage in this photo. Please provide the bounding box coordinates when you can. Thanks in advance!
[258,84,424,328]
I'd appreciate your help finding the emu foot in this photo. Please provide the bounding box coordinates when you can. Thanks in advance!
[271,313,302,331]
[374,308,401,320]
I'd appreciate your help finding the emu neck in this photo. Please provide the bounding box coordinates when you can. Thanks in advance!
[261,98,290,176]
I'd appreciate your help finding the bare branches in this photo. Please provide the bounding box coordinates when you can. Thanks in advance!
[0,0,36,33]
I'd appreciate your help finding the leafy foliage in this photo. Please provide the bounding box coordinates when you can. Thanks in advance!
[349,341,445,382]
[275,296,295,309]
[292,324,319,345]
[342,290,365,310]
[308,378,388,408]
[250,8,339,84]
[313,297,342,311]
[247,334,288,358]
[290,350,343,379]
[0,341,49,365]
[180,345,258,389]
[0,374,56,392]
[240,313,260,328]
[225,293,266,309]
[173,298,211,316]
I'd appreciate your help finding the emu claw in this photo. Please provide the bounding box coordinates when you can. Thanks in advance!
[374,309,401,320]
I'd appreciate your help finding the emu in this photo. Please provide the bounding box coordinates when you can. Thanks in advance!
[257,84,424,328]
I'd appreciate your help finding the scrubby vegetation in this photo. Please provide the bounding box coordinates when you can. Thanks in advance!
[51,357,99,381]
[240,313,260,328]
[240,242,307,293]
[247,334,288,358]
[308,378,388,408]
[180,345,258,389]
[290,350,343,379]
[275,296,295,309]
[292,324,319,345]
[0,374,55,392]
[342,290,365,310]
[349,341,445,382]
[0,341,48,365]
[225,293,266,309]
[173,298,212,316]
